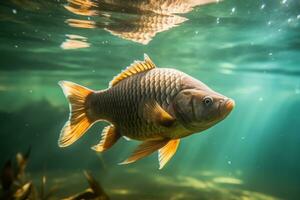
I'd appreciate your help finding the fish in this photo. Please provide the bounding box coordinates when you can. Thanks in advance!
[58,54,235,169]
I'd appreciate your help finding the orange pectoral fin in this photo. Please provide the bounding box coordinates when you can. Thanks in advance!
[158,139,180,169]
[119,140,169,165]
[142,100,175,127]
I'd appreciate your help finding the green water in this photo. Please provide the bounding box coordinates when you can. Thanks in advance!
[1,0,300,199]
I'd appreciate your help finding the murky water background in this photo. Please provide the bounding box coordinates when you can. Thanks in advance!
[1,0,300,199]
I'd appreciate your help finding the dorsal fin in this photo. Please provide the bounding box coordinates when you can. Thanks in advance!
[109,54,156,87]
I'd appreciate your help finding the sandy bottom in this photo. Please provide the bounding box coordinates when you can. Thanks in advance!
[25,167,279,200]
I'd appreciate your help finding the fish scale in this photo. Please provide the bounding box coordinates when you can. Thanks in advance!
[98,68,183,140]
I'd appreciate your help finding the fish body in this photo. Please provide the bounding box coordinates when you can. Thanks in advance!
[89,68,187,141]
[58,54,234,169]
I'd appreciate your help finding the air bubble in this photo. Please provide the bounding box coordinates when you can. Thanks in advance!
[231,7,236,14]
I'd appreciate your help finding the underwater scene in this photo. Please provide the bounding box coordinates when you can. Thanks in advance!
[1,0,300,199]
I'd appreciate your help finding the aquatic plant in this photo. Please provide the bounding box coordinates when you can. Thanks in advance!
[0,149,56,200]
[63,171,109,200]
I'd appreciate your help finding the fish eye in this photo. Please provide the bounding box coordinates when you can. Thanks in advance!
[203,96,213,106]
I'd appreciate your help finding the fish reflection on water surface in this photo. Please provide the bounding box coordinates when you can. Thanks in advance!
[63,0,219,45]
[58,54,234,169]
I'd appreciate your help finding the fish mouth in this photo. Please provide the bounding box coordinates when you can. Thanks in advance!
[225,99,235,111]
[219,98,235,117]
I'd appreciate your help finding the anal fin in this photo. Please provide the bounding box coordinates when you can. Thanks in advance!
[92,125,120,152]
[158,139,180,169]
[119,140,168,165]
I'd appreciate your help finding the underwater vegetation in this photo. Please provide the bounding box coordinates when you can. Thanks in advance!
[62,171,109,200]
[0,149,109,200]
[0,148,56,200]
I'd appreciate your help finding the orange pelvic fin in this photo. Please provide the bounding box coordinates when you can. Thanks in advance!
[91,125,120,152]
[58,81,94,147]
[119,140,169,165]
[158,139,180,169]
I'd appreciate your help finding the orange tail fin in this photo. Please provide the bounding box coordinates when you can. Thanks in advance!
[58,81,94,147]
